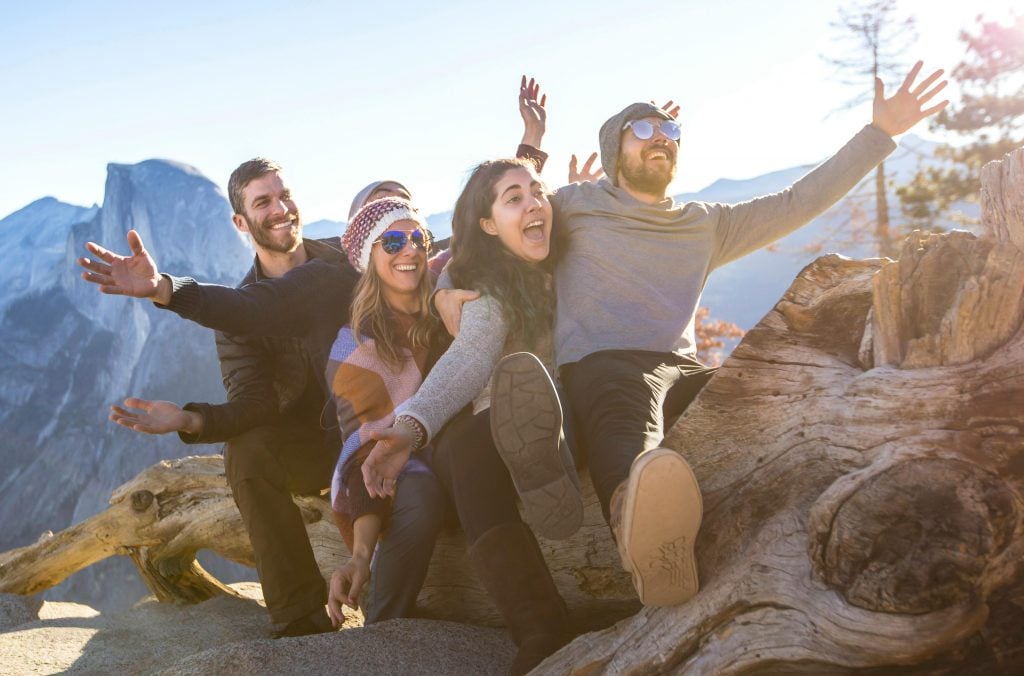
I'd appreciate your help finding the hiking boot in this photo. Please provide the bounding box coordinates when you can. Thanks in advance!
[271,606,335,638]
[468,522,572,675]
[610,447,702,606]
[490,352,583,540]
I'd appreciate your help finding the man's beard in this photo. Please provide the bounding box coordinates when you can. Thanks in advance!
[619,149,676,195]
[244,210,302,254]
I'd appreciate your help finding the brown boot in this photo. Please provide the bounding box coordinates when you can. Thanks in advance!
[609,448,703,607]
[491,352,583,540]
[468,522,572,675]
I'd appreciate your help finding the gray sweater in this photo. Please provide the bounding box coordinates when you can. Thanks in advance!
[550,123,896,366]
[397,295,511,443]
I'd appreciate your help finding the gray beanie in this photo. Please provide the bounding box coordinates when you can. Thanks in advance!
[347,179,412,220]
[598,103,674,186]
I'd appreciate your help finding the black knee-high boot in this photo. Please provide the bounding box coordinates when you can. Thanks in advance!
[468,522,572,675]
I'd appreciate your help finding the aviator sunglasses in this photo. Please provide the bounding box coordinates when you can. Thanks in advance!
[374,228,433,254]
[622,119,682,142]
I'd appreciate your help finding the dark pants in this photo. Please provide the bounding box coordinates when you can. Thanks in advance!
[224,419,335,625]
[561,350,717,521]
[363,470,447,623]
[431,407,522,545]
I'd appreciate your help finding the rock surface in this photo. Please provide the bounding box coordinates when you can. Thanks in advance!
[0,584,516,675]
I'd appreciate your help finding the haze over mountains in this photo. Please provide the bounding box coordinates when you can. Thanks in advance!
[0,133,975,611]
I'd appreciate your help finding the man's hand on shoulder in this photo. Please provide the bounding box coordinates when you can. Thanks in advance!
[434,288,480,336]
[78,229,173,304]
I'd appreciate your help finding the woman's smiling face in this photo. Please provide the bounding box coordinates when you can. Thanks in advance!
[479,166,552,264]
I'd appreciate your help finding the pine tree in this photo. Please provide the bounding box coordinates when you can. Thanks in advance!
[897,14,1024,227]
[823,0,916,258]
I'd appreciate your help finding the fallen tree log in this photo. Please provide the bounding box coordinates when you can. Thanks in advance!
[2,148,1023,673]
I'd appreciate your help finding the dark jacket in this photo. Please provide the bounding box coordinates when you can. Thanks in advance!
[176,237,357,445]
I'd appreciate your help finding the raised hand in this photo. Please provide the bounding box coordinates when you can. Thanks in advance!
[872,60,949,137]
[78,229,171,303]
[569,152,605,184]
[519,74,548,148]
[110,397,203,435]
[652,99,680,119]
[362,427,414,499]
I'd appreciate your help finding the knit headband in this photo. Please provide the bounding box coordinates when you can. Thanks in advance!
[342,196,426,273]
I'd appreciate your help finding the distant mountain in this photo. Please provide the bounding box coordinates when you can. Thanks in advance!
[0,160,253,611]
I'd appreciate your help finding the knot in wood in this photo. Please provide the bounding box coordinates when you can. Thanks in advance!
[813,458,1018,614]
[131,490,155,512]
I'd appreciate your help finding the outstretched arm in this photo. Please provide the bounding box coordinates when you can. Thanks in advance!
[711,61,947,267]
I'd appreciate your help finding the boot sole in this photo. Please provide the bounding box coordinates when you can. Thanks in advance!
[619,448,702,606]
[490,352,583,540]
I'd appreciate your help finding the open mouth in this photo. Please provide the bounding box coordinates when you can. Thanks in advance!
[646,149,672,162]
[268,217,297,231]
[394,263,418,272]
[523,219,546,242]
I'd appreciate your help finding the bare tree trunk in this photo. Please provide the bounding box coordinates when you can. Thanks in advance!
[875,160,894,258]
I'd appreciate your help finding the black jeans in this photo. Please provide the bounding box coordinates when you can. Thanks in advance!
[560,350,717,521]
[224,418,336,625]
[430,406,522,545]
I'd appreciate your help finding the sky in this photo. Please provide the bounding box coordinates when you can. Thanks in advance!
[1,0,1019,223]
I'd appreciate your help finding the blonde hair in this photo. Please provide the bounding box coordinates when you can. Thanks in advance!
[348,249,438,371]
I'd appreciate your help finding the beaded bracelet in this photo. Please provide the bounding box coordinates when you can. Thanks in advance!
[394,414,426,452]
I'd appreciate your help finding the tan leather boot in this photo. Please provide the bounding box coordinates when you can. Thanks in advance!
[610,447,703,606]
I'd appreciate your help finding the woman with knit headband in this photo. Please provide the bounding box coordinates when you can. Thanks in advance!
[324,196,451,627]
[360,158,579,674]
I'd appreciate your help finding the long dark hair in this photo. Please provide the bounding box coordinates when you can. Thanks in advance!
[447,158,563,347]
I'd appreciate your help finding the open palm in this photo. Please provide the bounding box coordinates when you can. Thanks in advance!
[79,229,163,297]
[872,60,949,137]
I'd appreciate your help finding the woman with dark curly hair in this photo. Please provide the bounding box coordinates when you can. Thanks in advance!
[362,157,580,674]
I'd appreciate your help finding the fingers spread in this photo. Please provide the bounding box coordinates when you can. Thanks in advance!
[900,60,924,91]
